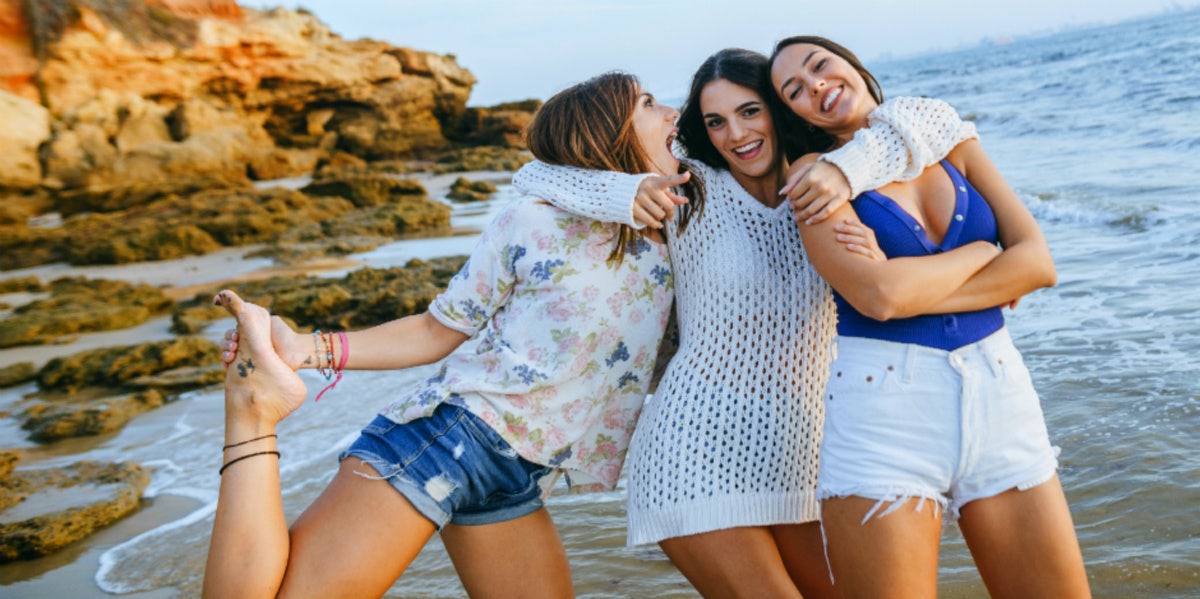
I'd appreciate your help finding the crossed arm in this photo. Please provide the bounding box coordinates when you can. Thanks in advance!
[800,139,1055,320]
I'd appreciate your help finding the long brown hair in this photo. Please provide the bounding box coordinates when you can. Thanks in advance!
[525,71,699,261]
[767,36,885,158]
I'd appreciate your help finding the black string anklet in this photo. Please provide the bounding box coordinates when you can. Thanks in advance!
[222,434,277,450]
[219,451,280,475]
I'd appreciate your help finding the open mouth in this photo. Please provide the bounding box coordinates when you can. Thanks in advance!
[666,130,677,151]
[821,86,843,112]
[732,140,764,160]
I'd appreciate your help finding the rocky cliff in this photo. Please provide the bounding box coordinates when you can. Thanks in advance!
[0,0,484,194]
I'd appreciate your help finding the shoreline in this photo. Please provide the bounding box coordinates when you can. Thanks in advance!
[0,170,512,594]
[0,493,204,597]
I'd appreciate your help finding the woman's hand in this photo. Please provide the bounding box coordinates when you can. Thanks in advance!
[781,157,852,225]
[221,315,312,371]
[833,218,886,261]
[632,171,690,229]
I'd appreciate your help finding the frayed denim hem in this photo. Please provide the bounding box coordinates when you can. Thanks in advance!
[816,487,949,585]
[818,486,948,524]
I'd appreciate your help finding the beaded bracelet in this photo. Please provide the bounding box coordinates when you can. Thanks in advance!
[314,330,336,380]
[312,330,326,374]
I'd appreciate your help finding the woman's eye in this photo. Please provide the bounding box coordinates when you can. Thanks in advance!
[815,58,827,71]
[744,107,760,118]
[706,118,723,128]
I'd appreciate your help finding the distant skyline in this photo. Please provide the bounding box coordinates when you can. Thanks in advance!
[242,0,1197,106]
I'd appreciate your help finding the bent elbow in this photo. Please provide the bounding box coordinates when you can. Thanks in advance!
[848,282,904,322]
[1030,254,1057,289]
[1044,259,1058,288]
[1043,266,1058,289]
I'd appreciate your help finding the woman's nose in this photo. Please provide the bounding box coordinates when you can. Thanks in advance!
[728,120,746,139]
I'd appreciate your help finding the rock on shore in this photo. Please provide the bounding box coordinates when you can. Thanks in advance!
[0,457,150,562]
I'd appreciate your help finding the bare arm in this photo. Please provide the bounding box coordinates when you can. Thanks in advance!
[800,202,1001,321]
[923,139,1056,312]
[262,312,468,372]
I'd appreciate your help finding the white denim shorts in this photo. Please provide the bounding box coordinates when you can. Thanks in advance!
[817,327,1060,519]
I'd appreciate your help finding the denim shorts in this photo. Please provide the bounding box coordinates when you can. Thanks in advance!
[817,328,1060,519]
[339,403,553,529]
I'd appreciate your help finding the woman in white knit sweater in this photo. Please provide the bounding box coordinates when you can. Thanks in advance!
[513,49,975,597]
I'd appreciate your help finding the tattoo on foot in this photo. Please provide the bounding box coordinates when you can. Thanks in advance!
[237,358,256,378]
[303,356,313,365]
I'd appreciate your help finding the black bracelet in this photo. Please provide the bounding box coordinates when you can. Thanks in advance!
[219,450,280,475]
[222,434,277,450]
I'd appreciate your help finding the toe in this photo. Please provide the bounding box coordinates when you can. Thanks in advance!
[214,290,246,316]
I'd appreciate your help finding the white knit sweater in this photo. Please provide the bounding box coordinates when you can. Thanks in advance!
[513,96,974,545]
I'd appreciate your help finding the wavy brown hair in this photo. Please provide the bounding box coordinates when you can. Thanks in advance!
[525,71,700,261]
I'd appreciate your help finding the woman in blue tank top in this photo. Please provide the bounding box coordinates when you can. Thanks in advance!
[768,37,1090,598]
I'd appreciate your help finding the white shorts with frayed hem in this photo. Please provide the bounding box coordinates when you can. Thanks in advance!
[817,328,1060,520]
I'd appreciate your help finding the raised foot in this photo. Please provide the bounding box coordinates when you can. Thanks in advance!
[214,290,308,426]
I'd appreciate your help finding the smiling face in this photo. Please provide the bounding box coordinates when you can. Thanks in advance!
[770,42,879,143]
[631,86,681,176]
[700,78,778,183]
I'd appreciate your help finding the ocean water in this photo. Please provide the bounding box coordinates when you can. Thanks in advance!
[3,7,1199,598]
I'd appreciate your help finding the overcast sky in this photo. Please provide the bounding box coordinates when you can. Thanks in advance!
[242,0,1196,106]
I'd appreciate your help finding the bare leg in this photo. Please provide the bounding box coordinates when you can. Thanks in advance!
[821,496,942,599]
[958,476,1091,599]
[203,290,310,599]
[203,290,439,599]
[658,526,805,599]
[441,508,574,599]
[277,459,437,598]
[773,522,842,599]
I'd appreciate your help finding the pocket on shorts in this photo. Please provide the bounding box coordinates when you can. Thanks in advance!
[826,359,895,400]
[995,343,1036,389]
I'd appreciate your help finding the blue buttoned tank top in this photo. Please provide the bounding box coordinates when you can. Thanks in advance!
[833,159,1005,351]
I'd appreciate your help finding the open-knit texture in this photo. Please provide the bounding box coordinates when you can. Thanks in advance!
[823,96,978,197]
[510,95,969,545]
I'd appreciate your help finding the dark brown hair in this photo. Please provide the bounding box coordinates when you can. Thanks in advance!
[766,36,885,158]
[675,48,786,231]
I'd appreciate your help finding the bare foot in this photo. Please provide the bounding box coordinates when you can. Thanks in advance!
[214,290,308,426]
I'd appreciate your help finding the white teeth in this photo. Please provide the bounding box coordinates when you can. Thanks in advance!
[734,141,761,154]
[822,87,842,111]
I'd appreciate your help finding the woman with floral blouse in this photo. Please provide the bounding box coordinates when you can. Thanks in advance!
[201,72,688,599]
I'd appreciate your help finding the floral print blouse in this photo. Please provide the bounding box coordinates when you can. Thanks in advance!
[379,195,674,492]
